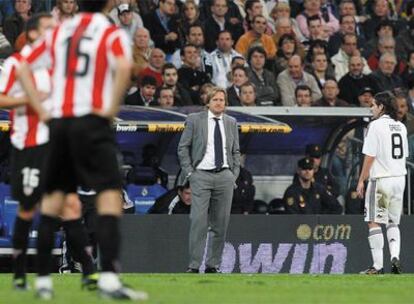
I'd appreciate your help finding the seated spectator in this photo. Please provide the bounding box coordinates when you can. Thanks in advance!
[366,36,405,74]
[331,33,371,80]
[199,83,215,105]
[3,0,31,49]
[227,66,249,106]
[407,75,414,113]
[309,53,335,90]
[357,87,375,107]
[125,76,158,106]
[302,15,329,48]
[231,164,255,214]
[396,19,414,64]
[395,94,414,135]
[161,63,193,106]
[269,2,305,43]
[304,39,334,75]
[273,33,299,77]
[132,28,152,80]
[283,157,342,214]
[247,46,280,106]
[370,52,403,92]
[401,50,414,87]
[338,0,367,35]
[239,82,256,106]
[148,183,191,214]
[338,55,379,106]
[115,3,143,42]
[235,15,277,59]
[272,17,305,58]
[138,48,166,87]
[243,0,272,35]
[177,0,201,40]
[313,78,350,107]
[51,0,78,23]
[0,0,14,26]
[277,54,322,106]
[157,86,175,108]
[295,85,313,107]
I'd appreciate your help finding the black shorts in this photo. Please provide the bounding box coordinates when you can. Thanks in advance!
[10,144,48,210]
[44,115,123,194]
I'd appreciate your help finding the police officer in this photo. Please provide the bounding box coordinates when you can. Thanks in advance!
[305,144,340,197]
[283,157,343,214]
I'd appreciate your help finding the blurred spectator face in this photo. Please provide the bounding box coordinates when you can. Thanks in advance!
[119,11,133,26]
[296,89,312,106]
[232,57,246,68]
[182,45,200,68]
[252,16,267,35]
[377,25,393,38]
[248,2,263,18]
[240,85,256,106]
[395,97,409,121]
[358,92,374,107]
[312,53,327,73]
[200,84,214,104]
[59,0,76,14]
[178,187,192,205]
[408,53,414,69]
[311,156,321,170]
[211,0,228,18]
[187,26,204,47]
[250,50,266,70]
[288,55,303,80]
[160,0,176,16]
[162,68,178,86]
[217,31,233,52]
[304,0,321,11]
[322,80,339,100]
[15,0,31,15]
[378,39,395,54]
[379,53,396,75]
[134,28,150,49]
[312,44,326,56]
[374,0,389,17]
[340,1,356,16]
[184,2,197,21]
[273,3,291,19]
[340,15,356,34]
[281,38,295,56]
[341,35,357,56]
[232,68,248,86]
[276,18,293,36]
[141,84,156,100]
[158,88,175,107]
[309,19,323,39]
[149,49,166,69]
[297,166,314,182]
[349,55,364,76]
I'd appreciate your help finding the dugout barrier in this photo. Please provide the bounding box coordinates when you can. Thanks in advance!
[120,215,414,273]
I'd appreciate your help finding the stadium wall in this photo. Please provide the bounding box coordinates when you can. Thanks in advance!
[120,215,414,273]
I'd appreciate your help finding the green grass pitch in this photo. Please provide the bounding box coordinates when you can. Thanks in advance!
[1,273,414,304]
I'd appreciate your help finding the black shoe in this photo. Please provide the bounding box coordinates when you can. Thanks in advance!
[205,267,221,274]
[360,266,384,275]
[99,285,148,301]
[186,268,199,273]
[81,273,99,291]
[391,258,402,274]
[35,287,54,300]
[13,277,29,291]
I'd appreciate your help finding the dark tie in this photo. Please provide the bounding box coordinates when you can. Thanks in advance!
[213,118,223,170]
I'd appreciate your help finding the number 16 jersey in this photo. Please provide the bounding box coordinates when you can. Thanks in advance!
[362,114,409,178]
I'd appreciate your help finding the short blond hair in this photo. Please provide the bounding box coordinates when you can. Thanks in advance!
[206,86,228,106]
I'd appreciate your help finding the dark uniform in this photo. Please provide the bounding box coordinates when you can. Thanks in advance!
[148,188,191,214]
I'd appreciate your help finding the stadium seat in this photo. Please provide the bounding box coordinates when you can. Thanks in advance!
[125,184,167,214]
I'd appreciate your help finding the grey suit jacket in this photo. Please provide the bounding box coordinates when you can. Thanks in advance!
[177,110,241,186]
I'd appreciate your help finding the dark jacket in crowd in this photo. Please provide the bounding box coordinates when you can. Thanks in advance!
[125,89,158,106]
[203,15,243,52]
[148,188,190,214]
[231,167,255,214]
[338,73,379,105]
[247,68,280,106]
[313,97,350,107]
[178,65,211,104]
[370,70,403,92]
[227,86,241,106]
[3,12,25,48]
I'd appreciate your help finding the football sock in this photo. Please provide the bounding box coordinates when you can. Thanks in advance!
[35,275,52,290]
[368,227,384,270]
[12,216,32,279]
[98,272,122,292]
[386,223,400,260]
[62,219,95,276]
[96,215,120,273]
[37,215,60,276]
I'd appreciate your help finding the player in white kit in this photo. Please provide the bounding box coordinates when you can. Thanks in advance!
[357,91,409,274]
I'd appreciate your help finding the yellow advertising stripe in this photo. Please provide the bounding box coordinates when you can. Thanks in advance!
[147,123,185,132]
[0,123,10,132]
[239,124,292,134]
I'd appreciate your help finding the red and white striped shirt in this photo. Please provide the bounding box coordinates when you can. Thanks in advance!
[0,46,51,150]
[26,13,132,118]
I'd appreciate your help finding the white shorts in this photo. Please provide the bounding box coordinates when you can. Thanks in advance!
[364,176,406,224]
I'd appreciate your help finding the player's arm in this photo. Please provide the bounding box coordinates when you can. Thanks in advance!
[356,155,375,198]
[0,93,28,108]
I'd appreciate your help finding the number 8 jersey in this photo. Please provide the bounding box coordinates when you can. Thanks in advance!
[362,114,409,178]
[25,13,131,119]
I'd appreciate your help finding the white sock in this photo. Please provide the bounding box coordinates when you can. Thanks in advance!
[35,275,53,290]
[98,272,122,291]
[368,227,384,270]
[386,223,401,260]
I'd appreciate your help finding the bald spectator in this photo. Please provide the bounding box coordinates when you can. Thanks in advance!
[132,28,153,80]
[295,85,313,107]
[157,86,175,108]
[277,54,322,106]
[236,15,277,59]
[138,48,166,87]
[366,36,405,74]
[313,79,349,107]
[370,52,403,91]
[338,55,378,106]
[3,0,31,49]
[331,33,371,80]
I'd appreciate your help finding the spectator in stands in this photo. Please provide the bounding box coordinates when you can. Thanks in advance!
[370,52,403,91]
[407,75,414,113]
[125,76,158,106]
[177,0,200,39]
[132,28,152,80]
[366,36,405,74]
[138,48,165,87]
[272,17,305,58]
[0,32,12,59]
[239,82,256,106]
[3,0,31,49]
[396,19,414,63]
[231,155,255,214]
[357,87,375,107]
[269,2,305,42]
[203,0,244,52]
[243,0,272,34]
[162,63,193,106]
[273,33,300,77]
[314,78,349,106]
[295,85,313,107]
[338,0,366,26]
[277,54,322,106]
[115,3,143,41]
[236,14,276,59]
[283,157,342,214]
[331,33,371,80]
[401,51,414,86]
[51,0,78,23]
[148,183,191,214]
[143,0,180,56]
[0,0,14,26]
[227,66,249,106]
[304,39,333,73]
[157,86,175,108]
[302,15,329,46]
[199,83,215,105]
[296,0,339,39]
[309,52,335,90]
[210,30,242,88]
[247,46,280,106]
[395,94,414,135]
[338,55,378,106]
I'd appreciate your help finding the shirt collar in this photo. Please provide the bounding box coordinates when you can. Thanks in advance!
[208,110,223,120]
